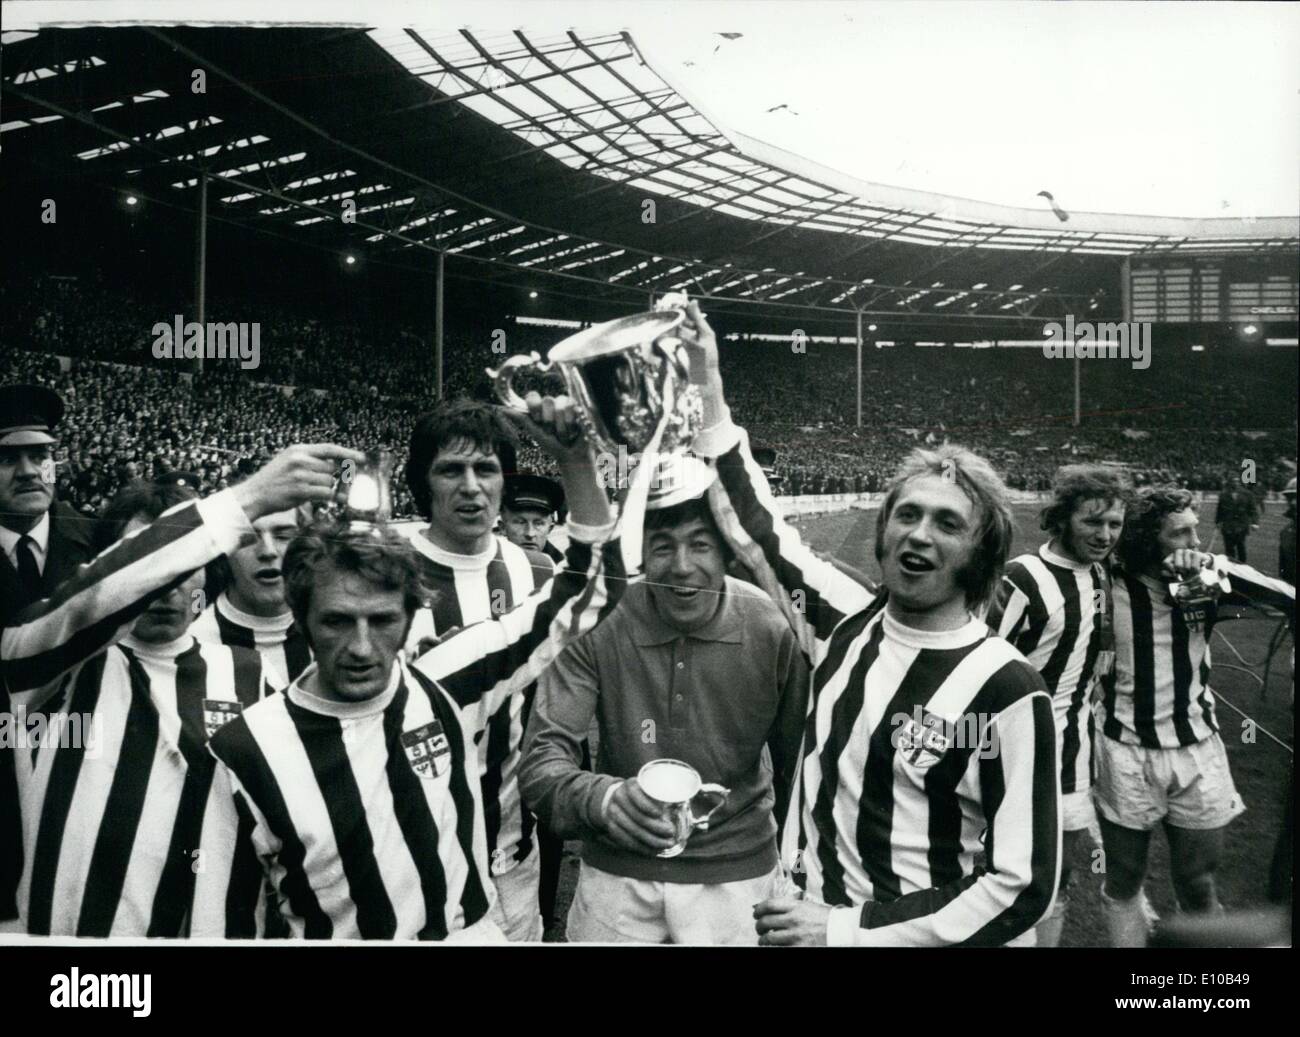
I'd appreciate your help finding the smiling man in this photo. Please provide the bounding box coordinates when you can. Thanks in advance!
[669,301,1059,947]
[985,465,1130,946]
[521,458,808,944]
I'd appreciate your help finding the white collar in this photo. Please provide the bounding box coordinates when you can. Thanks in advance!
[217,591,294,632]
[288,660,402,718]
[1041,540,1093,572]
[121,630,197,659]
[0,511,51,558]
[882,609,987,650]
[411,528,499,572]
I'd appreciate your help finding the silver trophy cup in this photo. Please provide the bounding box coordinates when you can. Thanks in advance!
[328,447,394,529]
[637,759,729,859]
[486,309,703,456]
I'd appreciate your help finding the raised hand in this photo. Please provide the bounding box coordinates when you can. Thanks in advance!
[675,299,721,384]
[231,443,366,522]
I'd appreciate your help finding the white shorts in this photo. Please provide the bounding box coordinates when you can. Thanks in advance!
[1062,789,1097,833]
[1094,733,1245,832]
[487,845,543,942]
[566,860,783,945]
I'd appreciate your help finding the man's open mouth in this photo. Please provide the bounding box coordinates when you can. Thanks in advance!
[669,586,702,600]
[899,551,936,574]
[254,567,281,584]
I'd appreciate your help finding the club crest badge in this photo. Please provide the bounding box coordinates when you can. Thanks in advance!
[891,714,951,769]
[202,699,243,740]
[401,720,452,780]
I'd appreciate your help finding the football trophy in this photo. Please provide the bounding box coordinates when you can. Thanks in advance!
[329,446,394,529]
[486,300,703,457]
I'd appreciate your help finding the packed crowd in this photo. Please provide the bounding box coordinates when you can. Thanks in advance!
[2,273,1295,511]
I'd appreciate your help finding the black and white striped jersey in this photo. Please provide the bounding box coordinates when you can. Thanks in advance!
[197,661,492,940]
[1100,557,1294,749]
[191,591,311,691]
[404,532,555,879]
[985,544,1109,795]
[1,491,270,935]
[198,530,624,939]
[695,416,1059,947]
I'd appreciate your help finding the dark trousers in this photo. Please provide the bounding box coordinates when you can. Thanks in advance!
[1222,528,1248,563]
[537,739,591,929]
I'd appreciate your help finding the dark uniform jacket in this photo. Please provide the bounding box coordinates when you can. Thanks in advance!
[1,501,98,921]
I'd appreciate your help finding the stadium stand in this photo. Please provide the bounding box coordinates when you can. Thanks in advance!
[3,273,1294,517]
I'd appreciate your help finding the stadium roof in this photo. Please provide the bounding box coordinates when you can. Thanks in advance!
[4,24,1297,329]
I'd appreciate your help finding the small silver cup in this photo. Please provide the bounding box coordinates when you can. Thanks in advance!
[330,447,394,528]
[637,759,729,859]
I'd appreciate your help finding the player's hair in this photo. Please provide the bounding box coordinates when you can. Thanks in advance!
[1039,464,1132,536]
[874,443,1014,609]
[94,479,199,552]
[95,478,224,598]
[404,398,518,520]
[1116,485,1196,573]
[283,521,428,642]
[643,494,734,565]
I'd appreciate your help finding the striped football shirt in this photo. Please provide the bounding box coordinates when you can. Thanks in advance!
[1100,557,1294,749]
[196,530,624,938]
[404,532,555,879]
[1,490,270,935]
[198,661,492,940]
[985,543,1109,799]
[695,416,1059,947]
[191,592,312,691]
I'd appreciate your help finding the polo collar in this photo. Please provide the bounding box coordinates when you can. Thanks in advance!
[627,580,745,645]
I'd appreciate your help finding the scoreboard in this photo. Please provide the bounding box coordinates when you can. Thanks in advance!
[1126,254,1298,324]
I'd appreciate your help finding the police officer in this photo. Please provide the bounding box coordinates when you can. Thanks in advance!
[0,383,97,930]
[500,473,565,564]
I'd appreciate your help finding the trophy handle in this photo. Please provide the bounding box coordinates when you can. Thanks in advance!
[688,783,730,832]
[485,352,552,412]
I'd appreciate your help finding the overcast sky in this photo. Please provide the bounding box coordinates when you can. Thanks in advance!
[632,1,1300,219]
[13,0,1300,219]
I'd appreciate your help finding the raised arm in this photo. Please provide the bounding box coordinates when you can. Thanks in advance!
[414,523,623,723]
[678,301,875,661]
[415,394,624,724]
[1,444,362,710]
[1216,555,1295,615]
